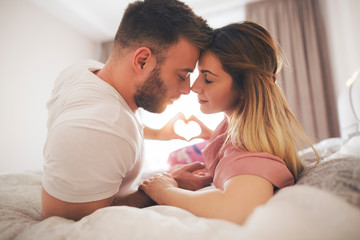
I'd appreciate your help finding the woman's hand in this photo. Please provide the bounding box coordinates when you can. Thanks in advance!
[186,115,213,141]
[139,173,178,204]
[144,113,213,141]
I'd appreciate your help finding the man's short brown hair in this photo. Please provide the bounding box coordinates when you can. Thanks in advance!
[114,0,212,59]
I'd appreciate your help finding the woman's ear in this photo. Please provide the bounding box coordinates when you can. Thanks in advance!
[132,47,152,72]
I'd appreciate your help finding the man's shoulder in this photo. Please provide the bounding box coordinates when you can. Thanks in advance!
[54,102,140,134]
[62,60,104,73]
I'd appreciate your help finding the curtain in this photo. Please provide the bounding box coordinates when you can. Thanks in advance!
[246,0,339,141]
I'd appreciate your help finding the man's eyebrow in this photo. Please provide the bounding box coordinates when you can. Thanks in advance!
[201,69,218,77]
[179,68,194,73]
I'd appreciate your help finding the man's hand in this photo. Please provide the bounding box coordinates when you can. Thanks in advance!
[139,173,178,204]
[169,162,212,191]
[144,113,187,141]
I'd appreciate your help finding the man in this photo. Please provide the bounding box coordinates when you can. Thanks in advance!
[41,0,213,221]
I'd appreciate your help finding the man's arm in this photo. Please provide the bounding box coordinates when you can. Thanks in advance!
[42,161,211,221]
[42,188,156,221]
[41,187,113,221]
[111,162,212,209]
[42,121,148,221]
[110,190,156,207]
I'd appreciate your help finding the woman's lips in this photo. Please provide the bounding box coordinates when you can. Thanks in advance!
[198,98,208,104]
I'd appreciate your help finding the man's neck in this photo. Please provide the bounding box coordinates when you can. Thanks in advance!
[95,62,138,112]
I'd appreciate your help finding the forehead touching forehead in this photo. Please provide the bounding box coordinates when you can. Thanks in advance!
[161,37,200,72]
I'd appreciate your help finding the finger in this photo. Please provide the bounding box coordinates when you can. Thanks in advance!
[201,175,213,186]
[187,115,198,122]
[186,115,203,126]
[170,112,186,123]
[188,134,202,141]
[163,172,173,179]
[154,174,163,179]
[139,183,146,191]
[184,115,196,124]
[192,172,211,179]
[186,116,209,134]
[191,173,212,180]
[193,170,209,176]
[173,133,187,141]
[181,162,206,172]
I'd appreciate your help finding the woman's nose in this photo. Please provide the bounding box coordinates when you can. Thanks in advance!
[191,77,201,93]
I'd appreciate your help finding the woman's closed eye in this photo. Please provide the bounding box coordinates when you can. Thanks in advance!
[205,78,213,84]
[203,74,213,84]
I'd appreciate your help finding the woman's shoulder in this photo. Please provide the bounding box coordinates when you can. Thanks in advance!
[215,149,294,189]
[224,148,284,164]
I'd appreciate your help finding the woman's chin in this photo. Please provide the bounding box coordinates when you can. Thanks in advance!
[200,106,216,115]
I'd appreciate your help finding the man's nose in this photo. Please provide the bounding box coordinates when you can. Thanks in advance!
[180,77,191,95]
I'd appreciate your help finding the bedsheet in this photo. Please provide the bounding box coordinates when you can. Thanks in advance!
[1,136,360,240]
[1,174,359,240]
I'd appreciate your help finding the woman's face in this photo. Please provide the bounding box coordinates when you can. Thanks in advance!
[192,50,239,115]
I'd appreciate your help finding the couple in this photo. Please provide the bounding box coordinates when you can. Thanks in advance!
[41,0,317,225]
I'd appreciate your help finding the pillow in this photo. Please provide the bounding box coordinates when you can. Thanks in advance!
[168,141,208,167]
[298,137,343,167]
[297,154,360,208]
[339,134,360,156]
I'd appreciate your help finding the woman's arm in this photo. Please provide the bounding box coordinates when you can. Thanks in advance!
[140,174,273,225]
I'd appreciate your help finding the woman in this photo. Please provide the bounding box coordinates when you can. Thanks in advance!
[140,21,318,225]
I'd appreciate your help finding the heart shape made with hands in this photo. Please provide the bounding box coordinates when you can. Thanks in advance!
[174,119,201,141]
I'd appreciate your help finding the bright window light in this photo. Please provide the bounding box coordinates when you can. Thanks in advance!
[141,68,224,171]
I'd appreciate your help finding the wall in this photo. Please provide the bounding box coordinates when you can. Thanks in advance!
[320,0,360,98]
[0,0,99,173]
[1,0,359,173]
[144,0,360,169]
[320,0,360,138]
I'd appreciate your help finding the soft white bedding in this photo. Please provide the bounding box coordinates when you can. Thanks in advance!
[1,136,360,240]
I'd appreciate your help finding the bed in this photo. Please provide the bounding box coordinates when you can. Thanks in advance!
[1,134,359,240]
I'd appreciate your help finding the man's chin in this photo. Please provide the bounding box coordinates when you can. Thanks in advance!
[155,104,168,114]
[143,103,167,114]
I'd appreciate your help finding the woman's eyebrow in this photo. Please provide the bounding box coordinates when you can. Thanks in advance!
[200,69,218,77]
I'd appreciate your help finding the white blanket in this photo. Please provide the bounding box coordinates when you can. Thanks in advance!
[1,171,359,240]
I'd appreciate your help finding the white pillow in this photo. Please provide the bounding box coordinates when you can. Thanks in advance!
[340,134,360,157]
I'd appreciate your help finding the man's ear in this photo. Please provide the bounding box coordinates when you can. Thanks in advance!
[132,47,152,72]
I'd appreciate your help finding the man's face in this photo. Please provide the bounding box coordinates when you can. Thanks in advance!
[134,66,165,113]
[134,37,200,113]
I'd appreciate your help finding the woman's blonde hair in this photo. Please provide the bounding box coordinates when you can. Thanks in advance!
[211,21,318,180]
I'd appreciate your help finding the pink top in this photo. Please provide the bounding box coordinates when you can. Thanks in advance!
[202,119,294,189]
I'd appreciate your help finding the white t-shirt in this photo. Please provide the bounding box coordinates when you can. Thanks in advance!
[43,60,144,203]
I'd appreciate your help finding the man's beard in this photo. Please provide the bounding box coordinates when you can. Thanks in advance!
[134,67,168,113]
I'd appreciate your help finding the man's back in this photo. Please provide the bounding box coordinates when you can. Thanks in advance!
[43,60,144,204]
